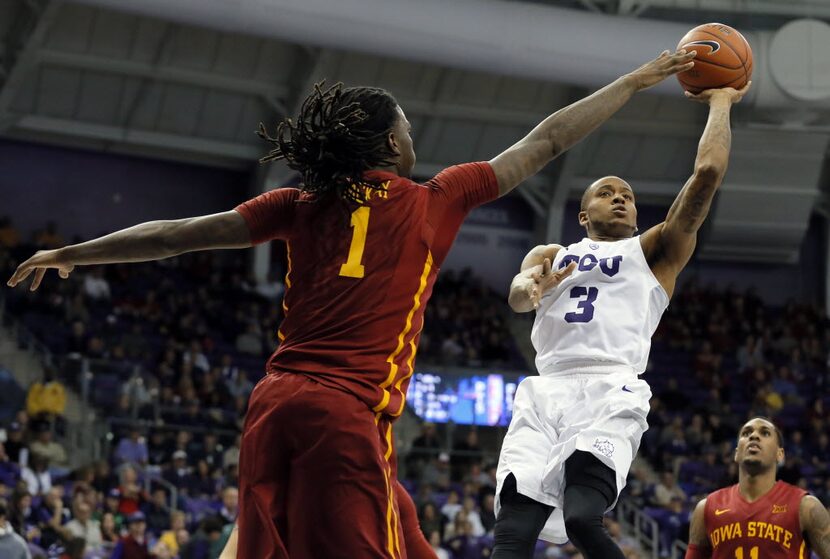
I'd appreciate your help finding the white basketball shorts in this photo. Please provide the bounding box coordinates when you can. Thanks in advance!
[495,369,651,544]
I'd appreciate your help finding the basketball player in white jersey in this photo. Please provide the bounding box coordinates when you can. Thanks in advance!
[492,81,752,559]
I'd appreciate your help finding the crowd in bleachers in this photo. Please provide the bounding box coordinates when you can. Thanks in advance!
[1,217,829,559]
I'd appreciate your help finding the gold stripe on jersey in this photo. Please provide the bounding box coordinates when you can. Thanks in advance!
[389,303,429,417]
[277,243,293,342]
[381,421,399,558]
[384,422,401,557]
[373,251,433,413]
[799,541,805,559]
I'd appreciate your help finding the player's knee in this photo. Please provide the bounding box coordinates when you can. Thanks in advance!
[493,513,539,551]
[563,508,603,542]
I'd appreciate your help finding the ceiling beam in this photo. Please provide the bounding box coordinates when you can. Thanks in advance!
[584,0,830,18]
[402,98,703,137]
[36,49,289,110]
[0,0,61,133]
[14,114,261,160]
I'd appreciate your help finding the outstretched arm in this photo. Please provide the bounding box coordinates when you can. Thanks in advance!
[489,50,696,196]
[685,499,712,559]
[641,83,750,297]
[7,210,251,291]
[508,244,575,313]
[801,495,830,559]
[218,523,239,559]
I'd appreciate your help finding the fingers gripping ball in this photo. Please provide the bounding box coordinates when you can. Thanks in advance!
[677,23,753,94]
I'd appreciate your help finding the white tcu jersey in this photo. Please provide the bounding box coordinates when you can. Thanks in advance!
[531,236,669,376]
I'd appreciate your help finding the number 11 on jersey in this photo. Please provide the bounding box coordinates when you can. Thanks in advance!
[339,207,371,278]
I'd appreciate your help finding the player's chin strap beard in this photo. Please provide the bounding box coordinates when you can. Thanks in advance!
[742,458,772,477]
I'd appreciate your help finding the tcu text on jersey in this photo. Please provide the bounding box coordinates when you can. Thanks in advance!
[558,253,623,277]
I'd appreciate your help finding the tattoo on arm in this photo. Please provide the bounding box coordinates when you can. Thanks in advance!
[804,496,830,559]
[668,98,732,235]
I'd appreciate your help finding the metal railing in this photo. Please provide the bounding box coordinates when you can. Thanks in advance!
[671,539,688,559]
[618,499,660,559]
[119,460,179,513]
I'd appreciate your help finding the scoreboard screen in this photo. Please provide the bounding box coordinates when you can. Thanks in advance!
[406,371,527,426]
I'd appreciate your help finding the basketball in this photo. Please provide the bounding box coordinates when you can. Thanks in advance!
[676,23,753,94]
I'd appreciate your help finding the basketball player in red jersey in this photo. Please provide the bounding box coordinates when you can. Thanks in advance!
[686,417,830,559]
[8,50,695,558]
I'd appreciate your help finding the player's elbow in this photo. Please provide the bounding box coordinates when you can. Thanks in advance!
[508,287,533,313]
[693,163,725,187]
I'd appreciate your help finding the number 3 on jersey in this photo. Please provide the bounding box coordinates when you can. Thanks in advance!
[565,286,598,323]
[735,547,759,559]
[339,207,371,278]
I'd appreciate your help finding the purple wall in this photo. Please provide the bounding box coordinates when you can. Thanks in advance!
[0,140,251,241]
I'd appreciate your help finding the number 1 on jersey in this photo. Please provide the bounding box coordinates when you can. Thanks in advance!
[339,206,371,278]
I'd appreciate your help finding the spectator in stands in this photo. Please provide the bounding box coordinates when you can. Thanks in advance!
[428,530,450,559]
[182,340,210,374]
[142,488,170,537]
[218,487,238,524]
[99,511,120,546]
[418,502,444,542]
[441,490,462,524]
[32,221,64,250]
[158,510,188,556]
[0,499,29,559]
[28,424,68,469]
[222,436,240,470]
[64,499,102,551]
[112,511,150,559]
[0,442,20,487]
[163,451,190,490]
[179,516,224,559]
[451,428,483,482]
[82,268,111,301]
[187,460,216,498]
[653,471,687,508]
[3,422,27,466]
[460,496,485,537]
[33,487,70,550]
[0,216,21,249]
[114,428,149,466]
[421,452,451,492]
[117,465,145,515]
[225,370,253,402]
[234,323,263,356]
[20,454,51,496]
[25,370,66,423]
[480,493,496,535]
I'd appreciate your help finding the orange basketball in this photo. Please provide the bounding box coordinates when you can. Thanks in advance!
[676,23,753,94]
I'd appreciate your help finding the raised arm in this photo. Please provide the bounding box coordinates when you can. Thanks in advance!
[508,244,575,313]
[801,495,830,559]
[7,210,251,291]
[219,523,239,559]
[685,499,712,559]
[489,50,696,196]
[640,83,750,297]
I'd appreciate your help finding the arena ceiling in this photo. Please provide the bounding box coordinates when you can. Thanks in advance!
[1,0,828,264]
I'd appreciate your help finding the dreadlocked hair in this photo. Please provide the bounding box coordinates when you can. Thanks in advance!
[257,81,400,204]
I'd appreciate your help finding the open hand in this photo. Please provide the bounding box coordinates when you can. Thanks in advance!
[7,249,74,291]
[528,259,576,309]
[628,49,697,91]
[685,81,752,104]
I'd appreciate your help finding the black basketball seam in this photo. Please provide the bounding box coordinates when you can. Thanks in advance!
[678,73,745,90]
[692,57,744,72]
[696,28,749,76]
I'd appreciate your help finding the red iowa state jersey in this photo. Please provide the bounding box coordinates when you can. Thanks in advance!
[704,481,810,559]
[235,163,499,417]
